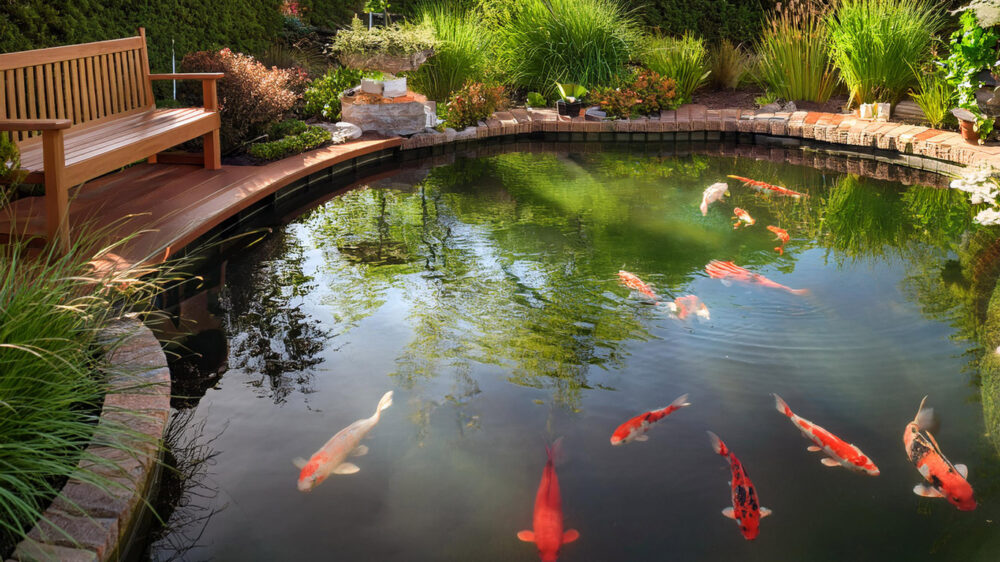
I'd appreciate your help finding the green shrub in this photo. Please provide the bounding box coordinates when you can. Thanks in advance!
[945,10,999,138]
[709,39,752,90]
[593,69,680,119]
[331,16,437,56]
[248,125,333,160]
[445,81,509,130]
[526,92,547,108]
[269,119,309,139]
[641,33,710,104]
[496,0,641,96]
[408,4,495,102]
[754,0,837,103]
[910,66,956,129]
[826,0,944,106]
[303,67,367,120]
[627,0,777,45]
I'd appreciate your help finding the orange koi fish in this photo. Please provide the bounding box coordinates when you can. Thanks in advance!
[618,270,658,301]
[700,182,729,215]
[670,295,710,320]
[727,175,808,198]
[732,207,755,229]
[708,431,771,540]
[705,260,808,295]
[903,396,976,511]
[518,440,580,561]
[610,394,690,445]
[767,225,790,255]
[773,394,879,475]
[293,391,393,491]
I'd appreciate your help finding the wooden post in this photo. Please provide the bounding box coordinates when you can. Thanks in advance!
[41,128,69,253]
[202,78,221,170]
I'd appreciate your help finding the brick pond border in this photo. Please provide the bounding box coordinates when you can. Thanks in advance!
[8,319,170,562]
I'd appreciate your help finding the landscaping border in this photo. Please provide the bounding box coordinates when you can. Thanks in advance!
[7,319,170,562]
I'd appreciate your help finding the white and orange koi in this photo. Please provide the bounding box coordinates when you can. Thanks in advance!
[903,396,976,511]
[708,431,771,540]
[669,295,710,320]
[618,270,658,301]
[728,175,809,198]
[700,182,729,215]
[732,207,755,229]
[705,260,809,295]
[293,390,393,492]
[773,394,879,475]
[767,225,790,255]
[518,439,579,561]
[610,394,690,445]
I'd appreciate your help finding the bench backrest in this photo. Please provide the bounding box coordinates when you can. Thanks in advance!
[0,29,155,145]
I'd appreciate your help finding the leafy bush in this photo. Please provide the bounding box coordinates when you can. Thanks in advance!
[408,4,495,102]
[526,92,547,108]
[331,16,436,56]
[826,0,944,106]
[593,69,680,119]
[248,125,334,160]
[641,33,710,104]
[496,0,641,96]
[303,67,367,120]
[910,65,956,129]
[445,81,509,130]
[709,39,752,90]
[945,10,999,137]
[754,0,837,103]
[181,48,307,150]
[269,118,309,139]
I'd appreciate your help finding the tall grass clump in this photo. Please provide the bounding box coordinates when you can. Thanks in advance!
[910,65,956,128]
[826,0,945,106]
[754,0,837,103]
[408,3,495,102]
[641,33,710,104]
[709,39,752,90]
[496,0,641,96]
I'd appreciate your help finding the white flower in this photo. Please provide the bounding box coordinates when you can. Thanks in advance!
[975,207,1000,225]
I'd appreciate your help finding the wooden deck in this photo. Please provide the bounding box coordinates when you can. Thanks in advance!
[0,135,401,270]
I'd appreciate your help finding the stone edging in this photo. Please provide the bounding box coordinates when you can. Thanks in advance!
[9,319,170,562]
[400,105,1000,170]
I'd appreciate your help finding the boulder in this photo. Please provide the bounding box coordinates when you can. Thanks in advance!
[341,91,437,136]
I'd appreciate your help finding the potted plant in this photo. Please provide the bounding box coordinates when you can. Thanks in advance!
[332,16,437,74]
[555,83,588,117]
[952,107,992,144]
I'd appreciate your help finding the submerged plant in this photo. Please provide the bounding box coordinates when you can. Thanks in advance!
[641,33,710,104]
[754,0,837,103]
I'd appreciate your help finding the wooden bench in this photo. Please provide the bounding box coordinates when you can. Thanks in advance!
[0,28,222,252]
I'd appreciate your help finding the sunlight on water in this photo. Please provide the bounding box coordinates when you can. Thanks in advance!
[149,148,1000,561]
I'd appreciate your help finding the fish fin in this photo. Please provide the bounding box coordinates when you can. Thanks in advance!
[919,464,932,478]
[351,445,369,457]
[707,431,727,456]
[807,446,822,452]
[634,435,649,442]
[820,458,840,467]
[562,529,580,544]
[670,393,691,408]
[913,484,944,498]
[517,530,535,543]
[292,457,308,469]
[760,507,773,518]
[721,279,732,287]
[915,407,938,433]
[956,463,969,478]
[376,390,394,414]
[333,462,360,475]
[722,507,736,519]
[772,393,792,417]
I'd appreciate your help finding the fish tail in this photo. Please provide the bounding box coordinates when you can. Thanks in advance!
[707,431,729,456]
[546,436,565,465]
[772,393,793,418]
[375,390,394,416]
[788,288,810,296]
[670,393,691,409]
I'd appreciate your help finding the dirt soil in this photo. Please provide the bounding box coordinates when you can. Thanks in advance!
[693,87,850,114]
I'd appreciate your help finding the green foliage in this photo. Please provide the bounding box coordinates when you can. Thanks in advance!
[826,0,944,106]
[641,33,710,104]
[709,39,752,90]
[945,10,999,138]
[753,0,837,103]
[556,83,589,103]
[445,82,509,129]
[626,0,777,45]
[910,65,956,129]
[248,125,333,160]
[407,4,495,102]
[330,16,437,56]
[303,67,366,120]
[593,69,679,119]
[0,135,25,192]
[496,0,642,96]
[269,119,310,139]
[526,92,547,108]
[755,91,779,107]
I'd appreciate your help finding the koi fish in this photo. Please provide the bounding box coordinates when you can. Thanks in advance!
[708,431,771,540]
[704,260,809,295]
[293,390,393,492]
[767,225,790,255]
[610,394,691,445]
[727,175,808,198]
[518,439,579,561]
[618,270,658,301]
[732,207,755,229]
[903,396,976,511]
[670,295,710,320]
[773,394,879,475]
[700,182,729,215]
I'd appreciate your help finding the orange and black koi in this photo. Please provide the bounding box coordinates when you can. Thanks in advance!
[708,431,771,540]
[903,396,976,511]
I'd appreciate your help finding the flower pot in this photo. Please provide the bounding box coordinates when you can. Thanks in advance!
[959,118,980,144]
[557,100,583,117]
[339,49,434,74]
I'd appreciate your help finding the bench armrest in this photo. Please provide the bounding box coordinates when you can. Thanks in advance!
[0,119,72,131]
[149,73,225,81]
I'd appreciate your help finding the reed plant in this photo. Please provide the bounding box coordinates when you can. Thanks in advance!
[408,3,495,102]
[708,39,752,90]
[754,0,837,103]
[826,0,945,106]
[496,0,641,96]
[910,65,956,129]
[642,33,710,104]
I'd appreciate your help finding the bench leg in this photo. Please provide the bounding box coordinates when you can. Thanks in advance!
[147,154,158,164]
[42,129,70,254]
[203,129,221,170]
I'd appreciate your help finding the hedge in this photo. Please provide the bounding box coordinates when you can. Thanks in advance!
[626,0,777,45]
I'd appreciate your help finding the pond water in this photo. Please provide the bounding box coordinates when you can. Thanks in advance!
[148,147,1000,561]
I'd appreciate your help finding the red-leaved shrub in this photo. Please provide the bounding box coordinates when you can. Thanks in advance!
[180,48,308,149]
[444,82,509,130]
[593,69,678,119]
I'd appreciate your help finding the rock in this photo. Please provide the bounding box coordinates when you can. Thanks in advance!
[782,101,797,112]
[335,121,363,139]
[585,107,606,121]
[443,127,457,142]
[361,78,383,95]
[454,126,478,141]
[759,102,782,113]
[341,97,437,136]
[383,77,407,98]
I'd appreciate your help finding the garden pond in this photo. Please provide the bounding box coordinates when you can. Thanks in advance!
[147,145,1000,561]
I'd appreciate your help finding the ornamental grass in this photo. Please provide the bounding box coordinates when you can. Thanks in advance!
[754,0,838,103]
[408,4,495,102]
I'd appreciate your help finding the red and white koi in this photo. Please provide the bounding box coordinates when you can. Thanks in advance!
[767,225,790,255]
[727,175,809,198]
[669,295,710,321]
[903,396,976,511]
[618,270,658,301]
[732,207,755,229]
[518,440,580,561]
[293,390,393,492]
[700,182,729,215]
[708,431,771,540]
[610,394,690,446]
[773,394,879,475]
[705,260,809,295]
